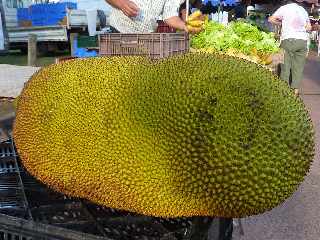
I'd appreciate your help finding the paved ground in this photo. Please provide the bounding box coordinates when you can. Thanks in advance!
[0,64,39,97]
[301,52,320,95]
[233,53,320,240]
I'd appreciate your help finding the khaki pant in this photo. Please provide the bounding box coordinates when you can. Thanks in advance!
[280,39,308,89]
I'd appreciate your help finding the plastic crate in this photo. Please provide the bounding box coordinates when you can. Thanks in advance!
[99,33,189,59]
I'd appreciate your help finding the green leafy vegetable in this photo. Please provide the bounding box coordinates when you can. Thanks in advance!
[191,21,280,57]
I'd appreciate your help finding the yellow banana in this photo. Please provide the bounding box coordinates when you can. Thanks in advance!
[187,25,203,33]
[204,15,209,22]
[188,10,202,21]
[187,20,204,28]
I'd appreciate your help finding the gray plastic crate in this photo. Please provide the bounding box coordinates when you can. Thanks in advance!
[99,33,189,59]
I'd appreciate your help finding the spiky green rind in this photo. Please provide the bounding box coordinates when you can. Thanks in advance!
[14,54,314,218]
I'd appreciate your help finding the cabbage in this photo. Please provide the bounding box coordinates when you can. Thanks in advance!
[191,21,280,56]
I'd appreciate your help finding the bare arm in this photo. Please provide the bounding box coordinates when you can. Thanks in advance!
[268,15,282,25]
[105,0,139,17]
[164,16,188,32]
[305,22,312,32]
[165,14,205,34]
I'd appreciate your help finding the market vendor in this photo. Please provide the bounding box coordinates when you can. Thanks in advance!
[268,0,312,96]
[105,0,201,33]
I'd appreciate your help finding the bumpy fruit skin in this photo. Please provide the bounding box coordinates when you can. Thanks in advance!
[14,54,314,218]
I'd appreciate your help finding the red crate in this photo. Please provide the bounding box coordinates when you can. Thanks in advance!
[156,20,176,33]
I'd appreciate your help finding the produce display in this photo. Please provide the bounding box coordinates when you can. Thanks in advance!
[191,21,280,65]
[186,10,205,33]
[14,54,314,218]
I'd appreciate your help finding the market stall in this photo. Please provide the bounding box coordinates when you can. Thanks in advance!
[0,2,317,240]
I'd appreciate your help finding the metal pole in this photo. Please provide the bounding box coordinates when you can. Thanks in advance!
[28,34,37,66]
[70,33,78,57]
[186,0,189,21]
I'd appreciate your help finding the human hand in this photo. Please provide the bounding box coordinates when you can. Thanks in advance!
[305,22,312,32]
[268,16,282,25]
[273,17,282,25]
[118,0,139,17]
[185,24,203,34]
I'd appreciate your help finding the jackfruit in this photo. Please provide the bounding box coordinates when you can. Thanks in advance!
[13,53,314,218]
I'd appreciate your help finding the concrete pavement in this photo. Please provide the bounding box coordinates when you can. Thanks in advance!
[0,64,39,98]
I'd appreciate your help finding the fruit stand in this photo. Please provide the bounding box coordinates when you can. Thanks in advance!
[190,20,283,74]
[1,4,311,240]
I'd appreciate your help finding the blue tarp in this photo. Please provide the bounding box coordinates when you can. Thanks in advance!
[202,0,238,6]
[73,38,98,58]
[17,2,77,26]
[17,8,31,21]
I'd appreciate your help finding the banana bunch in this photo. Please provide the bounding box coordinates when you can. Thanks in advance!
[186,10,205,33]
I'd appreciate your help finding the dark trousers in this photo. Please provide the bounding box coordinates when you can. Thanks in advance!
[280,39,308,89]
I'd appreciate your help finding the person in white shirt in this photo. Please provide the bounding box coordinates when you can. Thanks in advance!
[269,0,312,96]
[105,0,198,33]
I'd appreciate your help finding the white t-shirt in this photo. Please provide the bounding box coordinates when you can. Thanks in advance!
[109,0,184,33]
[272,3,310,41]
